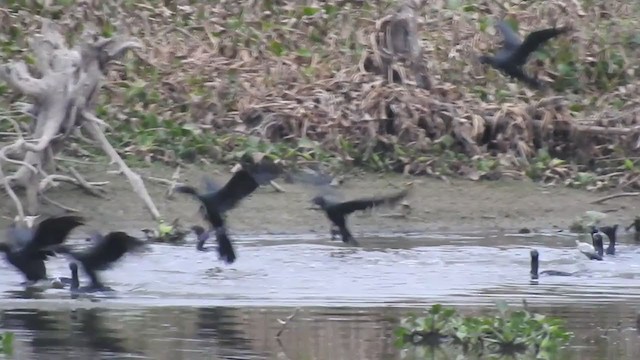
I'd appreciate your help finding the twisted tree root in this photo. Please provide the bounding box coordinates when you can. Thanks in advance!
[0,19,161,222]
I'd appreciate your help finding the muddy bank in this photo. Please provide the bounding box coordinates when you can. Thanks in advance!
[0,161,637,236]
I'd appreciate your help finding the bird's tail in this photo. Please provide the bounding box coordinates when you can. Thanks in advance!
[215,228,237,264]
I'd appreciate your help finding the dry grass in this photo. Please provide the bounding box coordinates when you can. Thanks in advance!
[2,0,640,190]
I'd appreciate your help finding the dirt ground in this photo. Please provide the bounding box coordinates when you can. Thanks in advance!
[1,160,638,237]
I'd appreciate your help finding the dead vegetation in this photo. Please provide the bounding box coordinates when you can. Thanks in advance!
[2,0,640,214]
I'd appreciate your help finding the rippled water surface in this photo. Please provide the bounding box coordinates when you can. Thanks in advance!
[1,230,640,359]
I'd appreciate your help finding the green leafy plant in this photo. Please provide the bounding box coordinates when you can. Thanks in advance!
[395,302,573,358]
[1,331,14,355]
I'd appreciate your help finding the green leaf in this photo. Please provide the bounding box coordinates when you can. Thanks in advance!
[296,48,312,58]
[269,41,285,56]
[625,158,634,170]
[302,7,320,16]
[2,332,14,355]
[495,300,509,316]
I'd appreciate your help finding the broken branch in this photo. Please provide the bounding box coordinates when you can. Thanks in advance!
[590,192,640,205]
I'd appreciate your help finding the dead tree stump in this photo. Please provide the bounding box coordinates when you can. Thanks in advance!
[0,19,161,221]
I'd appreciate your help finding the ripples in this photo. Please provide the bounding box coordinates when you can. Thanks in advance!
[1,231,639,308]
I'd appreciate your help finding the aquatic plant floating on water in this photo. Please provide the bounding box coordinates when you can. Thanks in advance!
[395,302,573,357]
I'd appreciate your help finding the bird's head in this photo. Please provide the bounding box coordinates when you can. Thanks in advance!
[310,195,327,209]
[69,262,78,272]
[530,249,539,259]
[190,225,206,236]
[530,249,539,280]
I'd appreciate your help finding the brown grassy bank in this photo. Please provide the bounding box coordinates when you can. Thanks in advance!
[2,0,640,192]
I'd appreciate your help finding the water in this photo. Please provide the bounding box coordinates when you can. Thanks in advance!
[1,230,640,359]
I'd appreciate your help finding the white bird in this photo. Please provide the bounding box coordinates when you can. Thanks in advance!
[575,237,603,261]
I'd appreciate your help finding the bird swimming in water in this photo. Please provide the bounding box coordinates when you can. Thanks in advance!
[310,188,410,246]
[52,231,148,292]
[595,224,618,255]
[479,19,571,88]
[174,164,280,264]
[0,215,84,286]
[190,225,211,252]
[530,249,574,280]
[576,230,604,260]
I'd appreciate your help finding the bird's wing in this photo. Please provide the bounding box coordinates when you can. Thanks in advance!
[6,223,33,249]
[510,27,569,66]
[333,189,409,216]
[495,20,523,50]
[213,169,260,213]
[23,216,85,254]
[286,167,345,202]
[201,175,221,194]
[502,66,542,89]
[287,167,334,186]
[242,161,283,186]
[85,231,148,270]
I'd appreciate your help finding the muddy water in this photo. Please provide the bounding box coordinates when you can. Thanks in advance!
[1,231,640,359]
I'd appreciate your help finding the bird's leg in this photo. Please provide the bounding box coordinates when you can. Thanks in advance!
[330,225,341,240]
[339,225,360,247]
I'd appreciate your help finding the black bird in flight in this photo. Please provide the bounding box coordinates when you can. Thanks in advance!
[311,188,410,245]
[53,231,148,291]
[479,20,571,88]
[0,215,84,285]
[285,166,410,245]
[175,164,280,264]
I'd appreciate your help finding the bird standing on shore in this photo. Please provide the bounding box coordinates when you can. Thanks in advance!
[479,20,571,88]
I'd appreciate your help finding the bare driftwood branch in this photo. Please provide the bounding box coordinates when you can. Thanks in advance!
[0,19,158,221]
[374,0,431,89]
[276,308,300,338]
[85,121,161,220]
[590,192,640,205]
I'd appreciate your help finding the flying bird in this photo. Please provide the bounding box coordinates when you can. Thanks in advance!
[0,215,84,285]
[479,20,571,88]
[52,231,148,291]
[175,164,280,264]
[311,189,410,245]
